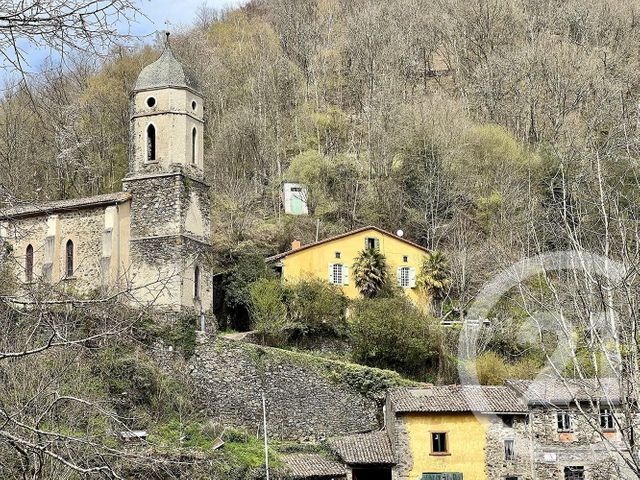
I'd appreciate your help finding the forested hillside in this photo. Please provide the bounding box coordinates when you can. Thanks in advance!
[2,0,639,310]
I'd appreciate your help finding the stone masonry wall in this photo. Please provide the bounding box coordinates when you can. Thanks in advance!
[190,337,408,441]
[528,405,633,480]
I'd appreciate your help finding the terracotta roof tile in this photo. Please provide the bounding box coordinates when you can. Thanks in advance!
[266,226,428,262]
[282,453,346,478]
[331,431,395,465]
[388,385,528,414]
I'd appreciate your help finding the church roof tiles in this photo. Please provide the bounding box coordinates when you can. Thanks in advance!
[0,192,131,220]
[134,35,199,93]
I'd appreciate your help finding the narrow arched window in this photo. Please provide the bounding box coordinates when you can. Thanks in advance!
[146,124,156,162]
[25,244,33,282]
[191,127,197,165]
[65,240,74,277]
[194,265,200,299]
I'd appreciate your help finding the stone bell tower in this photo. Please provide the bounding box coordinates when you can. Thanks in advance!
[123,33,212,314]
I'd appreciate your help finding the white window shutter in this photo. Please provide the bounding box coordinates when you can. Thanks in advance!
[342,265,349,285]
[328,264,334,283]
[397,267,402,286]
[409,267,417,288]
[374,238,380,250]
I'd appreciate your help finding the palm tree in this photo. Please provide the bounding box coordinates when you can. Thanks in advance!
[353,248,388,298]
[417,250,451,307]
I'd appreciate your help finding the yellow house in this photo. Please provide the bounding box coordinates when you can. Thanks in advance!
[266,226,429,303]
[385,386,530,480]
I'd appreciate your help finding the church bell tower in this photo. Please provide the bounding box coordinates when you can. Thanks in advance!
[123,33,212,314]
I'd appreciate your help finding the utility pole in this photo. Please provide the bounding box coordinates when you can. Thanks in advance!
[262,393,270,480]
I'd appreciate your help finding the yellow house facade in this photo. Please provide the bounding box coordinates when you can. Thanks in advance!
[386,386,531,480]
[266,226,429,304]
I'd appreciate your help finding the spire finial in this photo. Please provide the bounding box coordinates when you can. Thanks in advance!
[165,29,171,48]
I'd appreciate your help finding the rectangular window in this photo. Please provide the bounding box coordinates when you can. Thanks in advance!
[431,432,448,454]
[505,477,519,480]
[403,255,408,262]
[504,439,515,460]
[365,237,379,250]
[502,415,514,428]
[332,263,343,285]
[564,466,585,480]
[557,412,572,432]
[600,409,615,430]
[400,266,410,287]
[335,251,341,259]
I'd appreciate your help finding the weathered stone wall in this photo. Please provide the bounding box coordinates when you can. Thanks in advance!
[528,405,633,480]
[486,414,533,480]
[190,337,408,441]
[1,203,129,295]
[123,169,212,312]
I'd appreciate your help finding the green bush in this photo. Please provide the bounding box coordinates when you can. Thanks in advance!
[249,278,289,344]
[285,279,348,339]
[348,296,441,378]
[473,351,544,385]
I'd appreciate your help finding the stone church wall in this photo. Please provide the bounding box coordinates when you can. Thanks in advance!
[190,337,406,441]
[1,203,129,294]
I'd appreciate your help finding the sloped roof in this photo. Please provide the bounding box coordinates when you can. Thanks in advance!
[135,38,199,92]
[505,378,622,406]
[282,453,346,479]
[330,431,395,465]
[388,385,528,414]
[0,192,131,220]
[266,226,429,262]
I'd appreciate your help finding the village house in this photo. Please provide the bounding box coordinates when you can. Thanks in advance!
[266,226,430,304]
[384,385,531,480]
[506,378,634,480]
[0,35,213,316]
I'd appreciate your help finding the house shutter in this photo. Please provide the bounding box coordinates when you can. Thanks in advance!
[328,264,334,284]
[397,267,403,286]
[409,267,417,288]
[374,238,380,250]
[342,265,349,285]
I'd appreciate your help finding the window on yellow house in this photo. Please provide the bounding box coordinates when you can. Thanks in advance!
[365,237,379,250]
[397,266,416,288]
[329,263,349,285]
[431,432,448,454]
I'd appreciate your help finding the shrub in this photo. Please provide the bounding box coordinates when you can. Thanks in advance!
[249,278,289,345]
[348,296,441,378]
[285,279,348,338]
[473,351,544,385]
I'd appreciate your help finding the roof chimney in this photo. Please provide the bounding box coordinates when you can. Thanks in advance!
[291,239,301,250]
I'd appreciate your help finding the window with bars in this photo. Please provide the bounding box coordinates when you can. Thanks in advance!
[431,432,448,454]
[400,266,410,287]
[504,439,515,460]
[332,263,343,285]
[564,466,585,480]
[600,409,615,430]
[557,411,572,432]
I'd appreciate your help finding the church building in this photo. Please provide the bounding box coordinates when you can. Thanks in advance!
[0,35,213,315]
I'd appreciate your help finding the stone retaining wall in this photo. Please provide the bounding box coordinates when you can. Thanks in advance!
[190,337,408,441]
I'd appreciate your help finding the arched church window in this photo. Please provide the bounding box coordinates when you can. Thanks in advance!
[25,244,33,282]
[194,265,200,299]
[146,124,156,162]
[65,240,74,277]
[191,127,197,164]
